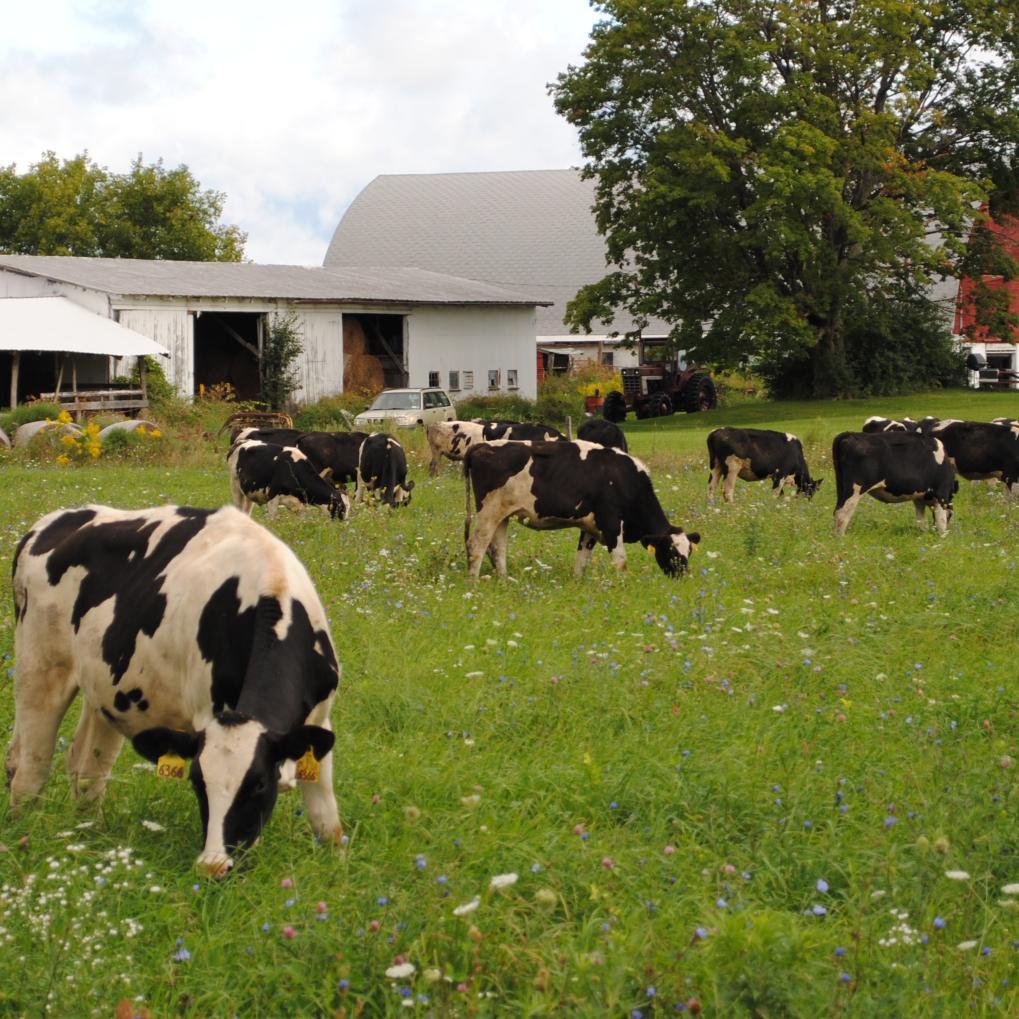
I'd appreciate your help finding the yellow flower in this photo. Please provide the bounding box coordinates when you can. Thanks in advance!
[57,410,73,424]
[85,423,100,437]
[88,444,101,458]
[56,454,70,466]
[148,428,162,438]
[61,434,78,448]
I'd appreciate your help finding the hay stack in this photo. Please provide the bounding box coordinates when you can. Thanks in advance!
[343,318,385,394]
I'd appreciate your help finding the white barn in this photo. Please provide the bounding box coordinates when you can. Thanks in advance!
[0,255,546,405]
[325,169,677,375]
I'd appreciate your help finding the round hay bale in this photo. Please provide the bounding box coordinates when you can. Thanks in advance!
[98,419,159,440]
[14,420,82,448]
[0,427,10,449]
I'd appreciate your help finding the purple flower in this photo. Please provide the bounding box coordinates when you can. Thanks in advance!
[414,855,427,870]
[839,972,852,983]
[884,816,898,827]
[816,878,829,894]
[377,896,389,906]
[338,979,350,992]
[933,917,946,930]
[646,986,657,997]
[834,946,845,957]
[172,946,191,962]
[812,904,827,916]
[695,927,709,940]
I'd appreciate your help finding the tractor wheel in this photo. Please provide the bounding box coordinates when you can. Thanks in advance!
[602,390,627,423]
[680,374,717,412]
[647,393,674,417]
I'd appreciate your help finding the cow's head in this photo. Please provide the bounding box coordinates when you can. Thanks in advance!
[329,490,352,520]
[387,479,415,508]
[799,476,824,499]
[133,712,334,877]
[642,527,700,576]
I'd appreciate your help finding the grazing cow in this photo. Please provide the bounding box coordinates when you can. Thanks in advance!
[707,428,821,503]
[577,418,628,452]
[832,432,958,536]
[228,441,350,519]
[7,505,342,875]
[356,433,414,506]
[426,420,488,476]
[463,439,699,578]
[297,432,369,487]
[232,426,303,447]
[480,420,566,442]
[930,419,1019,496]
[861,416,922,433]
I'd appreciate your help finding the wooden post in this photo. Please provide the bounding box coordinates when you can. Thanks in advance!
[72,359,80,422]
[10,351,20,409]
[566,414,574,440]
[139,357,147,400]
[55,355,65,397]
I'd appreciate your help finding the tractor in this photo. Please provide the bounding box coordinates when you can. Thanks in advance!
[609,342,717,420]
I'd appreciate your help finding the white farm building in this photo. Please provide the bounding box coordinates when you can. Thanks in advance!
[0,255,546,406]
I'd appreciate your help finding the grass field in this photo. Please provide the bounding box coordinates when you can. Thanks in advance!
[1,391,1018,1017]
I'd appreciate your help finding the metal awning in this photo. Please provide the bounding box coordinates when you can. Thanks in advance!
[0,297,169,357]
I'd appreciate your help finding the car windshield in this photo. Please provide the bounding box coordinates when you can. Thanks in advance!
[369,392,421,411]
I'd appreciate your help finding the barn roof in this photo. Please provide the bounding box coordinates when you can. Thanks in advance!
[0,297,169,357]
[0,255,547,307]
[324,169,672,338]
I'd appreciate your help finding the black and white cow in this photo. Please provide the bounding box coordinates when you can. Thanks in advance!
[426,420,488,476]
[356,433,414,507]
[7,505,342,875]
[992,417,1018,428]
[232,426,304,447]
[861,416,921,433]
[463,439,699,578]
[707,427,821,503]
[297,432,369,487]
[480,420,566,443]
[577,417,628,452]
[930,419,1019,496]
[228,441,350,519]
[832,431,958,536]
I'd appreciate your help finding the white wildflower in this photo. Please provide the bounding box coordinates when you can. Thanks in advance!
[956,940,978,950]
[385,962,416,979]
[453,897,480,917]
[140,820,165,833]
[1001,883,1019,895]
[490,872,518,890]
[945,870,970,881]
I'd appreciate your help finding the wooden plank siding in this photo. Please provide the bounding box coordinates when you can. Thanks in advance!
[116,308,193,395]
[292,309,343,403]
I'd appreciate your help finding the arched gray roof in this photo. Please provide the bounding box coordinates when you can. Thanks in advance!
[325,169,667,337]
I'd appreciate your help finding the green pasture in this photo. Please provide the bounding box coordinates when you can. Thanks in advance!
[1,391,1017,1017]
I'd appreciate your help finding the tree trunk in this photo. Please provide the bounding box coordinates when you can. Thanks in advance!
[811,318,851,398]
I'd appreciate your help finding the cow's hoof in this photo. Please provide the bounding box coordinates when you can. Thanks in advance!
[196,853,234,878]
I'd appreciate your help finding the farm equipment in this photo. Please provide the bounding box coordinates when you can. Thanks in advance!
[615,343,717,419]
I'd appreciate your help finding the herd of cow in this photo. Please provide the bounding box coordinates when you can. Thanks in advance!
[5,409,1017,876]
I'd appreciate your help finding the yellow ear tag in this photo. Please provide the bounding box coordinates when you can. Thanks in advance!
[295,748,320,783]
[156,753,186,780]
[646,544,655,555]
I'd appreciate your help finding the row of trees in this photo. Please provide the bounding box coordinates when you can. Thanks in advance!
[0,152,245,262]
[552,0,1019,397]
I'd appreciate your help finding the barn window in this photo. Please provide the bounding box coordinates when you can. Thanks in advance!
[428,370,440,388]
[600,351,614,367]
[488,369,501,390]
[507,369,518,389]
[463,370,474,390]
[448,370,460,391]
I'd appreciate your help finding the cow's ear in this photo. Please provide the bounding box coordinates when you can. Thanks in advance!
[405,479,416,491]
[272,725,335,763]
[641,533,668,551]
[132,727,199,764]
[686,532,701,546]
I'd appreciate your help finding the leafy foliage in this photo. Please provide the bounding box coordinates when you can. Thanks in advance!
[0,152,245,260]
[551,0,1019,396]
[260,312,304,410]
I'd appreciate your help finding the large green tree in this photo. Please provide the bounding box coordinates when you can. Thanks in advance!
[552,0,1019,396]
[0,152,246,261]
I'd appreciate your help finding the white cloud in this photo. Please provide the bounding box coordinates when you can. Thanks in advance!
[1,0,596,263]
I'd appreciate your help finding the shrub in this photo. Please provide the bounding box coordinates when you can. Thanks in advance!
[452,393,537,422]
[261,312,303,410]
[0,402,62,434]
[294,393,371,431]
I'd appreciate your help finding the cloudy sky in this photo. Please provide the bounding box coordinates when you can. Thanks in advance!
[2,0,598,264]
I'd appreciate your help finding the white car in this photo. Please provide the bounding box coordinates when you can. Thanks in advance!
[353,388,457,430]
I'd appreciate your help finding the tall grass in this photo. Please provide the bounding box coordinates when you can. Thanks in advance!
[0,391,1017,1016]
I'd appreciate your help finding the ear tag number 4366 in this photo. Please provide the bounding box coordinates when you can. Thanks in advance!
[156,754,186,780]
[295,748,320,783]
